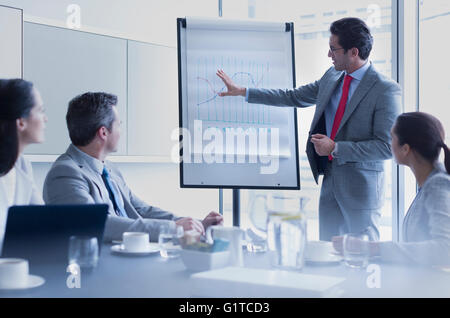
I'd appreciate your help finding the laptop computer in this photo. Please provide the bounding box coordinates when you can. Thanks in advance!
[1,204,108,265]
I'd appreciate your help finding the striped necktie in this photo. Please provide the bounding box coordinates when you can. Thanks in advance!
[101,166,127,217]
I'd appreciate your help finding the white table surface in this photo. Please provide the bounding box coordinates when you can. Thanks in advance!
[1,243,449,298]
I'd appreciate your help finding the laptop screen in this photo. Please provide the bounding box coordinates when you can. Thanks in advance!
[1,204,108,266]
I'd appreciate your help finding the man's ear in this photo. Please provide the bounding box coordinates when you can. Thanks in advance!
[351,47,359,58]
[16,118,27,132]
[97,126,108,141]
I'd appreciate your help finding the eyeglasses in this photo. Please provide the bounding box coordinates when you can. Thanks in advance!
[329,47,345,53]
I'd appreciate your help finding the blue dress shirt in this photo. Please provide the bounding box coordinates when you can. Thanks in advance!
[324,61,371,137]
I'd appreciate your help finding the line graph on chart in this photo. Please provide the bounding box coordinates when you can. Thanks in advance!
[191,56,275,126]
[185,53,292,158]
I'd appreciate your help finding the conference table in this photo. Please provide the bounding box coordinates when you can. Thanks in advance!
[1,242,449,298]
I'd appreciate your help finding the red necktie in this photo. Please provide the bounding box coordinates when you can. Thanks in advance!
[329,74,353,161]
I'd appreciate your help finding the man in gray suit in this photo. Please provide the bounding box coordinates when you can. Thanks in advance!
[43,92,222,242]
[217,17,401,241]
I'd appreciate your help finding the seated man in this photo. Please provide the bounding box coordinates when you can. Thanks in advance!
[43,92,222,242]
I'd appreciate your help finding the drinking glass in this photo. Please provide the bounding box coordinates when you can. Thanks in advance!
[158,225,184,259]
[343,233,370,269]
[245,228,267,253]
[247,194,269,253]
[68,236,99,269]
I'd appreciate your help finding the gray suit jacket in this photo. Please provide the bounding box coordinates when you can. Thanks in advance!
[248,64,402,184]
[379,165,450,266]
[0,156,43,252]
[43,144,178,242]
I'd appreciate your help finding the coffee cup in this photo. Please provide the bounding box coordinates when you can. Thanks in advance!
[305,241,334,261]
[122,232,149,252]
[0,258,29,289]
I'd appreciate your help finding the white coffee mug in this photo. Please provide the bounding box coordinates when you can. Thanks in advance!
[122,232,149,252]
[0,258,29,289]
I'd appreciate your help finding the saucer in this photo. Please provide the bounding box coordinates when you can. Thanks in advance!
[0,275,45,290]
[305,254,342,265]
[111,243,160,255]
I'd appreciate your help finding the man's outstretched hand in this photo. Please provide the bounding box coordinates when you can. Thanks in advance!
[216,69,246,97]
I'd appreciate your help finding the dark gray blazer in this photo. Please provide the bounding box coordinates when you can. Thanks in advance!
[43,144,178,242]
[248,65,401,219]
[248,64,402,184]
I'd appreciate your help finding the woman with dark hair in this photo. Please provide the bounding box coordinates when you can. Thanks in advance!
[334,112,450,266]
[0,79,47,247]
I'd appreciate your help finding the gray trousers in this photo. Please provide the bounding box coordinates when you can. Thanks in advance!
[318,162,382,241]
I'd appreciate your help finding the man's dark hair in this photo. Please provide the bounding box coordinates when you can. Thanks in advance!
[330,17,373,60]
[66,92,118,146]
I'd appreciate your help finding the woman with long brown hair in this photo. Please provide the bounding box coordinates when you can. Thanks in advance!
[0,79,47,248]
[334,111,450,266]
